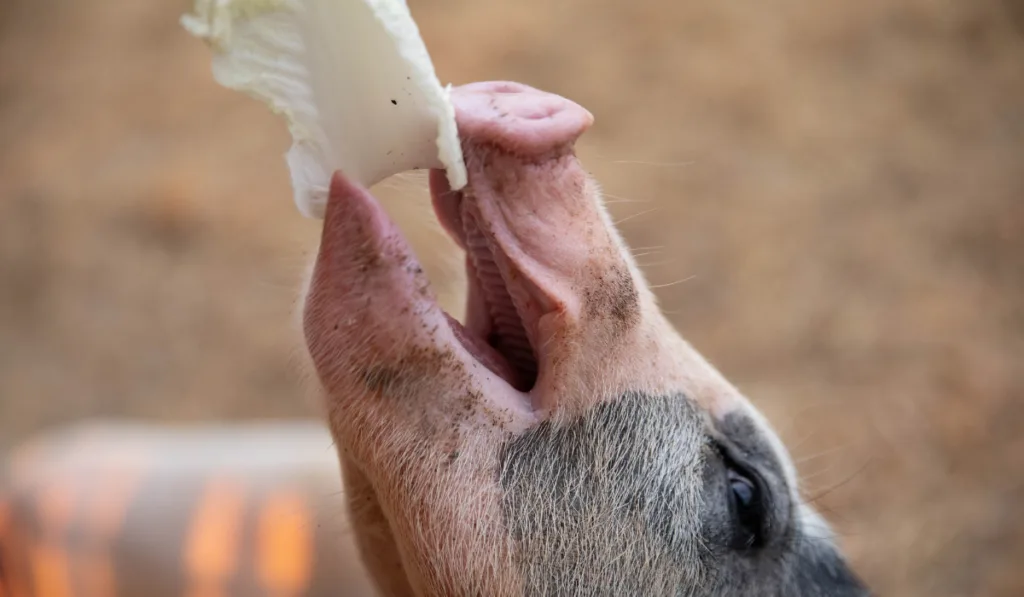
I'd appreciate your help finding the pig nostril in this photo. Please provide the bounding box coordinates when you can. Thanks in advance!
[520,103,560,120]
[491,82,526,95]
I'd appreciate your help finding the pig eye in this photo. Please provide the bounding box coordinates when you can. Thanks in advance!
[726,464,767,551]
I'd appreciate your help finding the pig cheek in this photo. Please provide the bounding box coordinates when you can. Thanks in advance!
[349,438,519,595]
[338,455,414,595]
[316,375,521,592]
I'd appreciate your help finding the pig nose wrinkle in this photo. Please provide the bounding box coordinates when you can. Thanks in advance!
[462,198,538,392]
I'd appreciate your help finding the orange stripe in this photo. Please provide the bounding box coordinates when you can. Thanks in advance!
[183,479,247,584]
[78,553,116,597]
[0,500,8,597]
[79,468,144,597]
[2,520,31,597]
[0,502,7,597]
[31,480,77,597]
[30,544,72,597]
[256,491,313,596]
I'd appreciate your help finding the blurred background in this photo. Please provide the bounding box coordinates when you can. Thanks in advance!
[1,0,1022,594]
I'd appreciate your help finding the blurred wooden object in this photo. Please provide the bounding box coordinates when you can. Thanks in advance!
[0,420,374,597]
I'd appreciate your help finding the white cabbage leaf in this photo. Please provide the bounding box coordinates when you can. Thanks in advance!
[182,0,467,219]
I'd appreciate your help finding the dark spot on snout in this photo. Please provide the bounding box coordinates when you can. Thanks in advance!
[583,264,640,335]
[391,99,398,105]
[357,345,460,400]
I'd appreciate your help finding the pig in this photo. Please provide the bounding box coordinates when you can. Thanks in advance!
[301,80,871,596]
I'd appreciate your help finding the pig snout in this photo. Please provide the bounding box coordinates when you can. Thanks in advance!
[437,81,594,157]
[301,81,868,597]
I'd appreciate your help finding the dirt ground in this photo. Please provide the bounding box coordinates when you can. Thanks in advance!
[1,0,1022,594]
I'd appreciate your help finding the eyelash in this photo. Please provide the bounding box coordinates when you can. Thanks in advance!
[728,466,765,550]
[714,443,769,551]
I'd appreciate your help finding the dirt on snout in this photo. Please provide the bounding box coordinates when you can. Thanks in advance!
[1,0,1022,595]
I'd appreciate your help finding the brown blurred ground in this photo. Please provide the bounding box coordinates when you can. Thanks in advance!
[1,0,1022,594]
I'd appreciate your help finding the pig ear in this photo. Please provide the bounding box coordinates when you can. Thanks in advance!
[181,0,466,219]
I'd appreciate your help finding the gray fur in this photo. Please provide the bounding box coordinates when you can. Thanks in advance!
[499,393,869,596]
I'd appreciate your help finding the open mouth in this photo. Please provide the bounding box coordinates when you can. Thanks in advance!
[431,181,539,394]
[420,81,595,399]
[304,81,596,412]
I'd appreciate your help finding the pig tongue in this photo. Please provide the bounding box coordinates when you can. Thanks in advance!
[430,82,595,395]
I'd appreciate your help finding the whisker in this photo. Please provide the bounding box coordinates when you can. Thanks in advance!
[614,208,659,226]
[602,192,653,205]
[630,251,663,260]
[649,276,696,289]
[806,458,874,505]
[795,444,856,466]
[629,245,665,253]
[585,150,698,170]
[799,467,844,485]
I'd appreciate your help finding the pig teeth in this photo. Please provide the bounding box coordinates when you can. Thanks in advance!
[181,0,467,218]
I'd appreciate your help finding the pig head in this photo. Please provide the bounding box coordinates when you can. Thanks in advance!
[301,81,869,596]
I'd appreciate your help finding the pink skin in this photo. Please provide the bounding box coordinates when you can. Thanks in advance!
[302,81,750,595]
